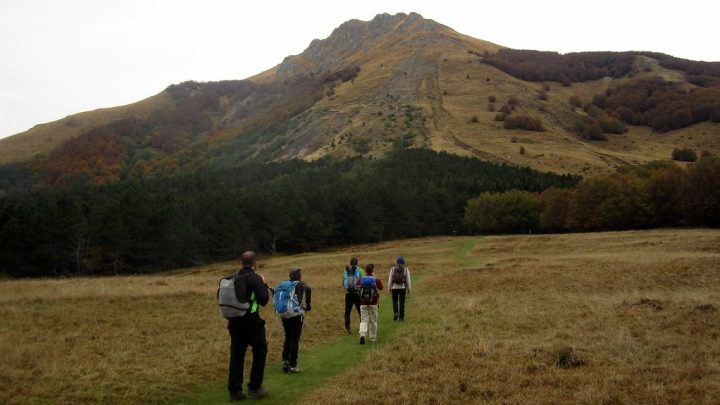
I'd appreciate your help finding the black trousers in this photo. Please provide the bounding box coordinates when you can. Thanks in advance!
[344,293,361,329]
[282,315,304,367]
[392,289,407,319]
[228,316,267,393]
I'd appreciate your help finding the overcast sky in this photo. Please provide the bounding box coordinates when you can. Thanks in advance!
[1,0,718,140]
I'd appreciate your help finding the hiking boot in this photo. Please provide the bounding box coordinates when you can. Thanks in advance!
[248,387,269,399]
[287,366,300,374]
[282,360,289,373]
[229,391,246,401]
[346,327,352,335]
[360,336,366,345]
[393,314,398,321]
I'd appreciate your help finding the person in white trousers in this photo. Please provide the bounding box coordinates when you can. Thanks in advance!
[357,263,384,344]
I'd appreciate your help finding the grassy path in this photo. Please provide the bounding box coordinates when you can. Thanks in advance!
[177,237,481,404]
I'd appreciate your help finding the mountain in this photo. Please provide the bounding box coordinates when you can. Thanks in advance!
[1,12,719,187]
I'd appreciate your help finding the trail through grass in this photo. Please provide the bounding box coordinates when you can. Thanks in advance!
[177,237,481,404]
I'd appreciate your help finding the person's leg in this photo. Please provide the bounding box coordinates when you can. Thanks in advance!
[247,318,268,391]
[353,294,361,318]
[359,305,369,343]
[281,318,291,370]
[369,305,379,341]
[228,323,249,395]
[288,316,303,367]
[398,289,407,320]
[344,293,353,331]
[392,289,399,320]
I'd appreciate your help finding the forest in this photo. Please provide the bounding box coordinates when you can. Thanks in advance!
[0,148,578,278]
[464,156,720,234]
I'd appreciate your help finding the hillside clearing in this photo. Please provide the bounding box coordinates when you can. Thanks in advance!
[1,229,719,404]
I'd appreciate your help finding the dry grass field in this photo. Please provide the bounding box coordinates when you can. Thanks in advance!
[1,229,719,404]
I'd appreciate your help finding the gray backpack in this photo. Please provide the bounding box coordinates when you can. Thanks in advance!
[218,273,252,318]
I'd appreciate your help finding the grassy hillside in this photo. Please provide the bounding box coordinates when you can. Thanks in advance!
[1,229,718,403]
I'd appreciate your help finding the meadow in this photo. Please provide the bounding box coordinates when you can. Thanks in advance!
[1,228,719,404]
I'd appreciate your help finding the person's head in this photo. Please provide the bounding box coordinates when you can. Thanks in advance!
[289,268,302,281]
[365,263,375,274]
[241,251,256,269]
[396,256,405,265]
[350,257,358,266]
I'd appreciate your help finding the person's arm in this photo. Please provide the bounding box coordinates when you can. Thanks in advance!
[304,284,312,312]
[251,274,270,306]
[388,268,393,290]
[376,278,384,291]
[406,268,411,293]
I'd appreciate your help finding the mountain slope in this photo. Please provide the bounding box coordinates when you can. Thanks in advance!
[1,12,719,187]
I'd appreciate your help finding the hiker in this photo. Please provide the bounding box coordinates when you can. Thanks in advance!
[274,268,312,374]
[357,263,384,344]
[388,256,412,321]
[218,251,270,401]
[343,257,365,334]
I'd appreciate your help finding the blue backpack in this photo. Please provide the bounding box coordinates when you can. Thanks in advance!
[345,266,360,293]
[274,280,303,319]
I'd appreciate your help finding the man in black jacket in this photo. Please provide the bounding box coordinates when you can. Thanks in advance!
[225,251,270,401]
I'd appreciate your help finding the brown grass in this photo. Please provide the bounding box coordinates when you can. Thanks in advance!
[0,237,458,404]
[304,229,720,404]
[1,230,719,404]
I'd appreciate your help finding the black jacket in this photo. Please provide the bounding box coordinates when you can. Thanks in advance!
[294,282,312,311]
[227,267,269,321]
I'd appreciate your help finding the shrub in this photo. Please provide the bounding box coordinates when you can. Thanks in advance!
[508,96,519,106]
[615,106,635,123]
[519,146,526,155]
[499,104,513,114]
[592,94,607,109]
[569,95,582,108]
[495,113,507,121]
[488,103,496,112]
[576,119,607,141]
[488,95,497,103]
[672,148,698,162]
[599,117,626,134]
[470,115,479,123]
[585,104,605,119]
[503,114,545,131]
[711,110,720,122]
[539,91,548,101]
[464,189,540,234]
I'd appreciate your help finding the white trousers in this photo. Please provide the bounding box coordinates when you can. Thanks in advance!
[359,304,379,341]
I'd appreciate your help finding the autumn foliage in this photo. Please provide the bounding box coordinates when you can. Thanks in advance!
[464,156,720,234]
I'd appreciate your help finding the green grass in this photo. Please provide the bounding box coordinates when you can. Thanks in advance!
[452,236,482,268]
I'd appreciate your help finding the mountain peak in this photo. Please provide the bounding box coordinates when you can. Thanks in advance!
[277,12,446,77]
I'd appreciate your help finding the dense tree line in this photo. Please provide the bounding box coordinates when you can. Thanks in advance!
[638,52,720,87]
[483,49,720,86]
[464,157,720,234]
[482,50,636,84]
[597,78,720,132]
[0,149,578,278]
